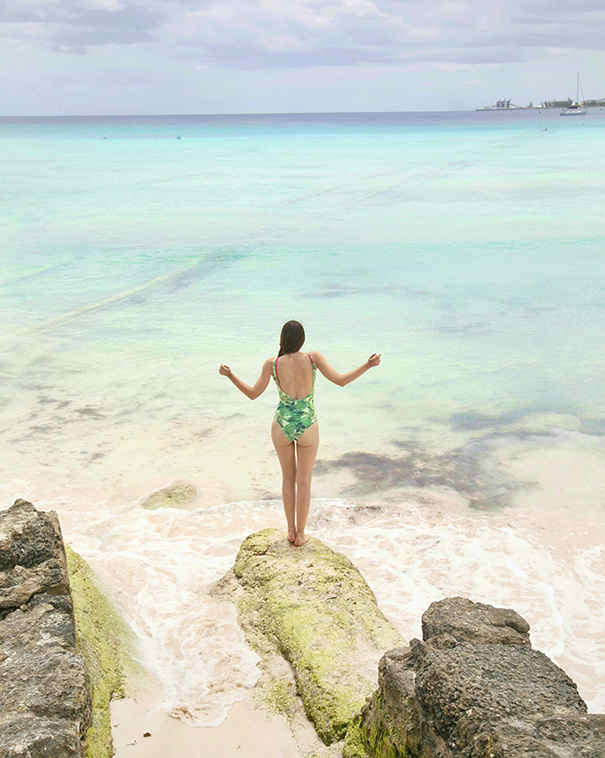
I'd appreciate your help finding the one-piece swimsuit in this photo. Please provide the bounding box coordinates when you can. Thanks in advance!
[272,354,318,442]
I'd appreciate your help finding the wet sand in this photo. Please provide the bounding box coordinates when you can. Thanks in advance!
[111,695,302,758]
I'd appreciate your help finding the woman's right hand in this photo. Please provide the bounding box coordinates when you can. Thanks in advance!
[219,363,232,376]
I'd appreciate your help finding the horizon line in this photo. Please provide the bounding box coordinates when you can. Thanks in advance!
[0,107,574,119]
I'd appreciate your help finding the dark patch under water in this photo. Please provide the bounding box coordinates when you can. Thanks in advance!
[449,407,605,437]
[449,409,528,431]
[303,283,398,299]
[318,403,604,508]
[579,418,605,435]
[315,434,537,510]
[77,406,105,419]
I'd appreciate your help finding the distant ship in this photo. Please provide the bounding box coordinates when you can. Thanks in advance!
[561,74,587,116]
[476,99,523,111]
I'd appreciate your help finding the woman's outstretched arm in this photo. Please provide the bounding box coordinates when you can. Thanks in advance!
[310,352,381,387]
[219,358,273,400]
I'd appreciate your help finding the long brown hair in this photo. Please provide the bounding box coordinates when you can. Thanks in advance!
[278,320,305,357]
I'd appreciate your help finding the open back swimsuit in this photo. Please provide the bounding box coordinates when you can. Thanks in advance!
[272,354,318,442]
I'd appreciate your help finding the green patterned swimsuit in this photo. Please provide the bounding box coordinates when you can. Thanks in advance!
[272,354,318,442]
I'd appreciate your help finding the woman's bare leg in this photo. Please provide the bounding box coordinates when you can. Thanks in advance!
[271,421,297,542]
[293,423,319,546]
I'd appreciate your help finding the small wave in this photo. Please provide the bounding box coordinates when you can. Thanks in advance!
[59,491,605,723]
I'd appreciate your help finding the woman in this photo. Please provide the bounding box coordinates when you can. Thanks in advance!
[219,321,380,546]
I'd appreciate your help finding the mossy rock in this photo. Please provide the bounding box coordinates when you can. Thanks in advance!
[224,529,405,745]
[342,716,373,758]
[141,484,198,510]
[67,547,139,758]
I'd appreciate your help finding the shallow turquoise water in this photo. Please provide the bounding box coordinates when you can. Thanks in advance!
[2,111,605,481]
[2,112,605,464]
[2,111,605,719]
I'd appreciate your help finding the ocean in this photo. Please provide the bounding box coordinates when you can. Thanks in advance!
[1,109,604,721]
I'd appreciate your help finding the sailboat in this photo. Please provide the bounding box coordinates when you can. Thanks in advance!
[561,74,587,116]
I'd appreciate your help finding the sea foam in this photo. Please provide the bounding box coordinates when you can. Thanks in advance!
[60,491,605,725]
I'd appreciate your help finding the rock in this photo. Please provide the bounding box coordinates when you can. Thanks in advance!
[0,498,70,611]
[0,600,92,722]
[345,597,605,758]
[0,500,92,758]
[421,595,530,646]
[214,528,405,745]
[141,484,198,510]
[0,718,84,758]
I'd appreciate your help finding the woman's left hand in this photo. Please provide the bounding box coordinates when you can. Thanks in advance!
[367,353,381,367]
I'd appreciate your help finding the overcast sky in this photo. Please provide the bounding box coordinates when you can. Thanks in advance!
[1,0,604,115]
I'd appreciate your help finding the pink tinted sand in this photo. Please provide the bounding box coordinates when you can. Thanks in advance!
[111,695,302,758]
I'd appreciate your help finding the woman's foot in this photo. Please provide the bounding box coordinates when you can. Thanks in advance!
[288,528,297,543]
[294,533,309,547]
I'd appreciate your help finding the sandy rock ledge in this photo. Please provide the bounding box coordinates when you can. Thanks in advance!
[213,528,406,751]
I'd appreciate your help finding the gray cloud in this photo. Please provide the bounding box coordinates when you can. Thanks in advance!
[51,21,158,47]
[1,0,162,26]
[1,0,604,65]
[183,42,398,69]
[168,0,605,69]
[522,0,605,14]
[0,7,41,22]
[1,0,164,52]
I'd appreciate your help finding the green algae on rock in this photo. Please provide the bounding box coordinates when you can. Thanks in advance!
[67,547,139,758]
[341,715,373,758]
[215,528,405,745]
[262,677,297,718]
[141,484,198,510]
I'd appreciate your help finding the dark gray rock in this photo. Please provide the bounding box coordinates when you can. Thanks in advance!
[344,598,605,758]
[0,499,70,611]
[421,595,530,647]
[0,717,84,758]
[0,500,92,758]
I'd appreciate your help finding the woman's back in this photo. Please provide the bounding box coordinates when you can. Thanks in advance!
[220,319,379,546]
[274,352,314,399]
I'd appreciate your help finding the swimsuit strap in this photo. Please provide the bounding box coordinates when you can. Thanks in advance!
[308,353,316,387]
[274,356,283,390]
